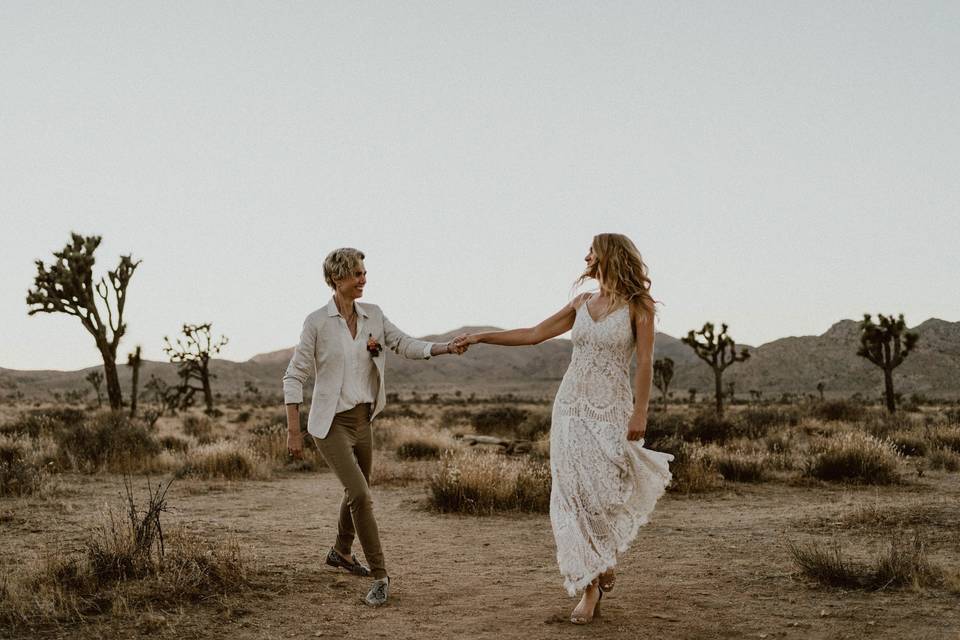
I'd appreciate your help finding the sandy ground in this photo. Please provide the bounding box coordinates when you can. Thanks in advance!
[2,469,959,640]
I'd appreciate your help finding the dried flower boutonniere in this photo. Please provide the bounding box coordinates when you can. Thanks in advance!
[366,333,382,357]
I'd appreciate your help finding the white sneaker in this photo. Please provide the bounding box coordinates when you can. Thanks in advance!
[365,576,390,607]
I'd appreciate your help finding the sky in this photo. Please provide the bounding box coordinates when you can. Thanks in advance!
[2,1,958,371]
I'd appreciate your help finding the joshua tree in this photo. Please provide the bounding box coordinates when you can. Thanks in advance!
[688,388,698,404]
[127,346,142,417]
[85,369,104,407]
[652,357,675,409]
[162,323,228,414]
[27,233,140,410]
[856,313,919,414]
[816,381,825,402]
[749,389,762,404]
[681,322,750,416]
[726,381,736,404]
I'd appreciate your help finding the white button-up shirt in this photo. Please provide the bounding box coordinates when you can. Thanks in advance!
[332,300,433,413]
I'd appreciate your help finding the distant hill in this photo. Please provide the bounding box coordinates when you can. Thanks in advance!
[2,318,959,402]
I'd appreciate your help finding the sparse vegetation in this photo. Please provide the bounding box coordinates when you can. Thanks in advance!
[804,432,901,484]
[789,534,942,590]
[176,441,269,480]
[429,451,550,514]
[681,322,750,416]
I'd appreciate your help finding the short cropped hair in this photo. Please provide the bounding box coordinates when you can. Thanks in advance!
[323,247,365,289]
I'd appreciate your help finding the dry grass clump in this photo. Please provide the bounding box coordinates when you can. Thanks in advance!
[928,447,960,472]
[181,415,218,443]
[428,451,550,514]
[176,441,270,480]
[700,445,769,483]
[927,425,960,453]
[394,424,458,461]
[888,428,928,457]
[789,534,943,591]
[0,477,253,628]
[0,434,48,497]
[659,442,722,493]
[812,399,867,423]
[828,500,955,530]
[55,412,165,474]
[804,432,901,484]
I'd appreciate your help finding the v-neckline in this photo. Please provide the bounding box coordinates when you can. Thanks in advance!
[584,294,623,324]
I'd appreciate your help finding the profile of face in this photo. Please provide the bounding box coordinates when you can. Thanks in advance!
[584,245,599,276]
[334,261,367,300]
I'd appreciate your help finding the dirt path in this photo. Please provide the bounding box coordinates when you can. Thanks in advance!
[3,471,959,640]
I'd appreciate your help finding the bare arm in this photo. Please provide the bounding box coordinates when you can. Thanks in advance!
[627,305,655,441]
[466,294,590,347]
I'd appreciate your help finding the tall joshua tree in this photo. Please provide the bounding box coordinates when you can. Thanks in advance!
[681,322,750,416]
[856,313,919,414]
[162,323,228,415]
[652,357,675,409]
[27,233,140,410]
[127,346,142,418]
[816,381,825,402]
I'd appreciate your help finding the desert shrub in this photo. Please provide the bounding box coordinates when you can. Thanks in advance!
[438,408,473,429]
[429,451,550,514]
[515,411,551,440]
[370,458,436,487]
[176,441,268,480]
[666,443,722,493]
[158,435,191,453]
[181,415,216,442]
[789,534,942,591]
[701,445,768,483]
[927,426,960,453]
[0,478,252,627]
[928,447,960,472]
[733,407,799,439]
[471,407,529,435]
[231,410,252,424]
[0,436,45,497]
[377,404,425,420]
[863,413,918,439]
[813,399,866,423]
[55,412,160,473]
[804,432,901,484]
[396,440,443,460]
[683,412,736,444]
[889,430,928,457]
[644,412,689,445]
[764,430,795,455]
[0,408,86,439]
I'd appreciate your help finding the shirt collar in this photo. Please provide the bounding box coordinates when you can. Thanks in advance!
[327,297,368,318]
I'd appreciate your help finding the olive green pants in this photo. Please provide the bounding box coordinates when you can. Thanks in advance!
[314,403,386,579]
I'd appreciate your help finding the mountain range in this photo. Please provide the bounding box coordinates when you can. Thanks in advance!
[3,318,959,402]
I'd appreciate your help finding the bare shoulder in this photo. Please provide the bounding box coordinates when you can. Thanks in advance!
[569,292,593,310]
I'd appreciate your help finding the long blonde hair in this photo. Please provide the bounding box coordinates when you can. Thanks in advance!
[575,233,657,323]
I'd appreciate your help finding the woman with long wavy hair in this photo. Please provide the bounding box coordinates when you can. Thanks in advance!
[458,233,673,624]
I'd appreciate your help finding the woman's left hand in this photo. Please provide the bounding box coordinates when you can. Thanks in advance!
[626,413,646,441]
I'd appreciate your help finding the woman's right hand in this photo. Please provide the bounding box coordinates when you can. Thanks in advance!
[287,428,304,460]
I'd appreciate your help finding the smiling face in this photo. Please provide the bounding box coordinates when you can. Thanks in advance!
[334,261,367,301]
[584,245,599,279]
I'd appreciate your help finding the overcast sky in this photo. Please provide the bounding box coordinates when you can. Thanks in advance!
[2,1,958,371]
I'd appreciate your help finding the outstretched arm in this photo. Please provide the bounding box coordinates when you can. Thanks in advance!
[464,294,590,347]
[627,306,655,441]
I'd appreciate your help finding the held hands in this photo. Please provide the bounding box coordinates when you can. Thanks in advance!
[448,334,473,355]
[626,413,647,441]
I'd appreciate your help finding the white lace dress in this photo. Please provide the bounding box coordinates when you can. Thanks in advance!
[550,299,674,595]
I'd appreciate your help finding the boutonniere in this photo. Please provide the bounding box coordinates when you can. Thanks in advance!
[366,333,382,357]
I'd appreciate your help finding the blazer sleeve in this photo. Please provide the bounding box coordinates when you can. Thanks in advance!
[283,317,317,404]
[382,314,434,360]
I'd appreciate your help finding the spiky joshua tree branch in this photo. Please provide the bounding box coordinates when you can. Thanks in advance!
[856,313,919,414]
[681,322,750,416]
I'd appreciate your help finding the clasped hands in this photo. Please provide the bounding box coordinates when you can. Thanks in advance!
[446,334,474,355]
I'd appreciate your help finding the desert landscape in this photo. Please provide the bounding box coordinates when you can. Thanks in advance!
[2,395,960,640]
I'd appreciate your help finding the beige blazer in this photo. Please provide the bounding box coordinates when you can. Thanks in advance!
[282,299,434,439]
